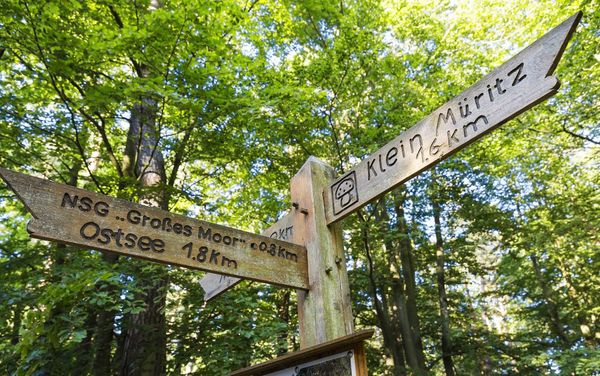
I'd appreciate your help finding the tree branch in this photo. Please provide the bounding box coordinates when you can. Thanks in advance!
[107,4,144,77]
[561,122,599,145]
[168,118,194,188]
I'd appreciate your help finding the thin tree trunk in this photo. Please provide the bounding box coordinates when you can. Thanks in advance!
[392,190,427,374]
[530,254,569,345]
[372,197,424,375]
[373,204,410,376]
[431,184,455,376]
[276,290,291,355]
[390,280,423,374]
[359,212,407,375]
[383,289,409,376]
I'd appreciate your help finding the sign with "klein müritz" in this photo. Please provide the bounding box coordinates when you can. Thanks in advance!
[324,12,581,224]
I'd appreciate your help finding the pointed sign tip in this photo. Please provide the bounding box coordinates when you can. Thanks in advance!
[0,167,24,187]
[0,166,11,181]
[544,10,583,76]
[0,168,38,219]
[562,11,583,40]
[571,11,584,24]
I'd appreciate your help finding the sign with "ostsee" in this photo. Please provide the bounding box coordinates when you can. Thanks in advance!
[0,168,309,290]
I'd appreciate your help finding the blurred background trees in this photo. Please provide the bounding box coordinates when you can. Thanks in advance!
[0,0,597,374]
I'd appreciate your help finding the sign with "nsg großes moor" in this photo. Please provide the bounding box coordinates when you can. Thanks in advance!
[0,167,308,290]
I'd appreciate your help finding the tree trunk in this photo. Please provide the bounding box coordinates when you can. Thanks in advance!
[373,204,410,376]
[383,289,408,376]
[431,184,455,376]
[276,290,291,355]
[359,213,407,375]
[118,273,168,376]
[117,98,169,376]
[392,190,427,374]
[390,280,423,374]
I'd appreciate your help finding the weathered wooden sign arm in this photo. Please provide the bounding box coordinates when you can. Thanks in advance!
[0,167,309,290]
[324,12,582,225]
[200,212,295,301]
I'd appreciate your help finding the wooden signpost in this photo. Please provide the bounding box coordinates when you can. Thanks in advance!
[0,167,309,290]
[223,12,580,374]
[197,11,582,304]
[290,157,354,347]
[200,212,295,301]
[324,12,582,224]
[0,11,582,376]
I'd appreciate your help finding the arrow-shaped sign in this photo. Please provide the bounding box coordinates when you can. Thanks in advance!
[200,212,295,301]
[324,12,582,225]
[0,168,309,290]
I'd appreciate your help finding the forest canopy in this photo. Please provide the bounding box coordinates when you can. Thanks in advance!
[0,0,598,375]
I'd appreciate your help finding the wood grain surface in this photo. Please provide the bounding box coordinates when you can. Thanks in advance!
[0,167,308,289]
[292,157,354,348]
[200,212,295,301]
[324,12,581,224]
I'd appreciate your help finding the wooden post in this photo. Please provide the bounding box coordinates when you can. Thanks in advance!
[291,157,354,348]
[353,341,369,376]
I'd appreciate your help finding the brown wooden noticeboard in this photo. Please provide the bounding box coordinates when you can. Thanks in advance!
[324,12,582,225]
[230,329,374,376]
[0,167,309,290]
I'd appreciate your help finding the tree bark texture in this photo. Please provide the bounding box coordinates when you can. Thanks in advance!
[431,184,456,376]
[117,98,169,376]
[392,191,427,374]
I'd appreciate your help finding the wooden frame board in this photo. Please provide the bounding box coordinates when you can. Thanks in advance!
[230,329,374,376]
